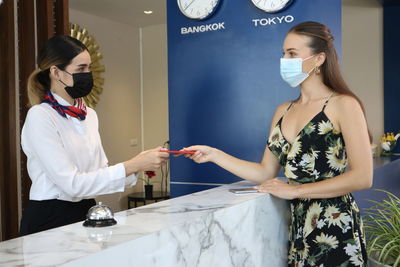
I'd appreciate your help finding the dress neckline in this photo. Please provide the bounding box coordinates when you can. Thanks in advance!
[277,92,338,145]
[277,110,342,146]
[278,111,324,145]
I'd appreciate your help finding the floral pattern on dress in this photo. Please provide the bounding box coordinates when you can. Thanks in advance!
[267,108,368,267]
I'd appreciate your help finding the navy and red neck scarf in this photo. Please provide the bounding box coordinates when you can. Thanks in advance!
[42,90,87,120]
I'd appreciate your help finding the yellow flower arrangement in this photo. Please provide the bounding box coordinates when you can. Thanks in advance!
[380,132,400,156]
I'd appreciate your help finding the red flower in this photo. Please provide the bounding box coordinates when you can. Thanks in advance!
[145,171,156,179]
[140,171,156,185]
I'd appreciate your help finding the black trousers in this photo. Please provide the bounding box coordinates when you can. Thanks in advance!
[20,198,96,236]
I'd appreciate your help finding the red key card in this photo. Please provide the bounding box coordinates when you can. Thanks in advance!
[161,150,196,154]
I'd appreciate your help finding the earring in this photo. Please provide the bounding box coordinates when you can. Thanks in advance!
[315,66,321,75]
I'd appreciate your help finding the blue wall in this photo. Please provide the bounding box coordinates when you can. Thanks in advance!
[383,5,400,153]
[167,0,342,197]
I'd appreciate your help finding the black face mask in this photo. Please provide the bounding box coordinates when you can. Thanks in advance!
[60,71,93,99]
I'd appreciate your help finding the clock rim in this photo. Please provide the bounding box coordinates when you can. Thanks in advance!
[177,0,222,20]
[251,0,294,14]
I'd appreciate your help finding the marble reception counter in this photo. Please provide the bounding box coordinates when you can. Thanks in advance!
[0,181,289,267]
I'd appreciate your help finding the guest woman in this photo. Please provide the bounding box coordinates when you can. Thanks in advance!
[183,22,372,266]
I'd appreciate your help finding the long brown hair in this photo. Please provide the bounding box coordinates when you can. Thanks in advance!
[27,35,87,107]
[289,21,372,142]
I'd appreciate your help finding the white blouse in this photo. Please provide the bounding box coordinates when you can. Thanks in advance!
[21,93,137,202]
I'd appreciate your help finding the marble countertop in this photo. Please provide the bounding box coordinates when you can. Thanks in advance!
[0,181,289,267]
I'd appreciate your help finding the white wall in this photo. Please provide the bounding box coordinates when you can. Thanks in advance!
[70,9,143,212]
[141,24,169,192]
[69,10,170,211]
[342,0,384,144]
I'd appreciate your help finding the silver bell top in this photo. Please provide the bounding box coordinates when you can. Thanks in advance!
[87,202,114,220]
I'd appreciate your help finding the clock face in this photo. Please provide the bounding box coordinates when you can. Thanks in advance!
[177,0,220,20]
[251,0,293,13]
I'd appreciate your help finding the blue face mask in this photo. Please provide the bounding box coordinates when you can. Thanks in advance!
[280,55,316,87]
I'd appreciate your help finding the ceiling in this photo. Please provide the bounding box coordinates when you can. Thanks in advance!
[70,0,394,27]
[69,0,166,28]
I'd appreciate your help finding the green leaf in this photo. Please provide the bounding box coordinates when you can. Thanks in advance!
[363,189,400,266]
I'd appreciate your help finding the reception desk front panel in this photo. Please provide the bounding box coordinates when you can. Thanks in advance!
[0,182,289,267]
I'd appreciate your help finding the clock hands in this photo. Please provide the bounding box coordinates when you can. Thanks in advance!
[184,0,196,11]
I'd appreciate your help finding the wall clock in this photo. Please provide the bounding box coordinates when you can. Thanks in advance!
[251,0,293,13]
[177,0,221,20]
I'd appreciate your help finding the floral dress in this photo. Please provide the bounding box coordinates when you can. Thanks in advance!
[267,96,368,267]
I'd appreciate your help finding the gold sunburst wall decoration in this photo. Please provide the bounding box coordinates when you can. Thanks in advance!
[69,23,105,108]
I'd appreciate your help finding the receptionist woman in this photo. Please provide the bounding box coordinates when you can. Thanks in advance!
[20,35,169,236]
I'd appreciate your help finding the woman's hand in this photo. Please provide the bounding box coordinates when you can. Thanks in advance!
[255,178,298,200]
[124,147,169,175]
[181,145,218,163]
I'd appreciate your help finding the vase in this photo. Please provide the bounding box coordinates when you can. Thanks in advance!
[380,141,397,157]
[144,184,153,199]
